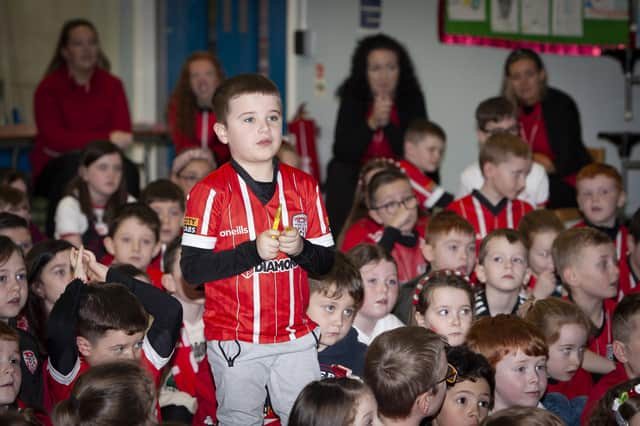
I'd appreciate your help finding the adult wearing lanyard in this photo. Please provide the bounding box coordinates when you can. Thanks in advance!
[502,48,592,208]
[325,34,427,236]
[168,51,230,165]
[32,19,139,237]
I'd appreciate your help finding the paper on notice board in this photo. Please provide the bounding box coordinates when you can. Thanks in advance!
[522,0,550,35]
[584,0,628,20]
[448,0,486,21]
[553,0,583,37]
[491,0,518,33]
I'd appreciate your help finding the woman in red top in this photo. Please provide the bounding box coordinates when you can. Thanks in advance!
[502,48,592,208]
[168,51,230,165]
[325,34,427,237]
[32,19,139,237]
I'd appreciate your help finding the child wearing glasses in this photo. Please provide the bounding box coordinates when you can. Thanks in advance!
[342,168,426,283]
[364,327,449,426]
[467,315,548,412]
[448,133,534,250]
[457,96,549,208]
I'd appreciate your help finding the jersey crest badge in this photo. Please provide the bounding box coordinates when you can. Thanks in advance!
[22,350,37,374]
[291,213,308,238]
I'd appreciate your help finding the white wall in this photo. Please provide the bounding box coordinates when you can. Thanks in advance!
[290,0,640,214]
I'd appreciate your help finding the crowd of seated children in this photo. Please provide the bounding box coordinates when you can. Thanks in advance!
[518,209,565,299]
[521,297,592,425]
[398,118,453,209]
[342,168,426,282]
[458,96,549,208]
[347,243,403,345]
[0,213,33,255]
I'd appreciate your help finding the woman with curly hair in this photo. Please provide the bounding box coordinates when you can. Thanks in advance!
[325,33,428,236]
[168,51,230,165]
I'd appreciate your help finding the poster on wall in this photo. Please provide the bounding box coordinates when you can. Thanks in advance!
[360,0,382,29]
[491,0,518,33]
[584,0,628,20]
[552,0,583,36]
[448,0,485,21]
[521,0,550,35]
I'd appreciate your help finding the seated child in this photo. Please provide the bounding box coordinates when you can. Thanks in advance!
[394,211,476,324]
[0,167,30,195]
[625,207,640,294]
[412,269,474,346]
[170,147,216,196]
[140,179,185,270]
[25,239,75,352]
[51,360,156,426]
[398,118,453,209]
[552,227,619,361]
[289,378,378,426]
[306,251,366,377]
[0,322,22,410]
[521,297,592,425]
[54,140,133,258]
[518,209,565,299]
[467,315,548,411]
[448,133,534,248]
[0,184,45,245]
[46,245,182,405]
[0,213,32,254]
[458,96,549,207]
[103,202,163,287]
[483,406,564,426]
[581,293,640,424]
[159,237,216,425]
[365,327,449,425]
[575,163,630,299]
[347,244,403,345]
[586,377,640,426]
[433,345,494,426]
[474,229,530,317]
[277,139,302,169]
[342,168,426,282]
[180,74,334,425]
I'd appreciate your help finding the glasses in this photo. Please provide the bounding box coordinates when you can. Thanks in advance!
[484,125,520,136]
[436,363,458,385]
[372,195,418,215]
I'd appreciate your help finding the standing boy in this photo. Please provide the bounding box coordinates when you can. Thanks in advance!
[448,133,534,248]
[458,96,549,208]
[180,74,334,425]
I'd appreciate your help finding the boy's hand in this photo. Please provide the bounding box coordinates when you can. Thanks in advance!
[81,249,108,282]
[278,227,304,257]
[532,270,556,300]
[71,246,87,282]
[257,230,280,260]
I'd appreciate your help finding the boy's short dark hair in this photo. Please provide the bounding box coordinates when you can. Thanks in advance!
[613,293,640,343]
[517,209,565,249]
[0,213,28,232]
[77,283,149,344]
[140,179,185,211]
[163,236,182,275]
[108,202,161,242]
[0,185,28,210]
[475,97,517,131]
[629,208,640,242]
[425,211,475,245]
[446,345,495,409]
[479,133,531,171]
[213,74,280,124]
[552,227,613,281]
[405,119,446,144]
[364,327,445,420]
[308,251,364,310]
[478,229,526,265]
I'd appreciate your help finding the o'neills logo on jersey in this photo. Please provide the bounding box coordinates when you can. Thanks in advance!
[219,225,249,237]
[241,258,298,278]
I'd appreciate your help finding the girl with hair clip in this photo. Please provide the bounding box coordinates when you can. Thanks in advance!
[25,240,75,353]
[588,378,640,426]
[53,140,133,259]
[347,244,403,345]
[412,269,474,347]
[168,51,230,165]
[325,33,428,236]
[520,297,592,426]
[52,360,157,426]
[289,377,379,426]
[342,168,426,283]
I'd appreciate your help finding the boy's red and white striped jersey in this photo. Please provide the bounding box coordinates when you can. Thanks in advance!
[182,162,333,344]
